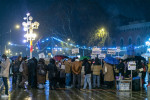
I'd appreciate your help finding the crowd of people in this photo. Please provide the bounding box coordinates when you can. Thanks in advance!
[0,54,148,97]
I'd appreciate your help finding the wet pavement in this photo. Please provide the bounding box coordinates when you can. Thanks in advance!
[0,78,149,100]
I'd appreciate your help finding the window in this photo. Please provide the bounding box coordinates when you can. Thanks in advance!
[112,40,116,47]
[120,38,124,47]
[128,38,132,45]
[137,37,140,46]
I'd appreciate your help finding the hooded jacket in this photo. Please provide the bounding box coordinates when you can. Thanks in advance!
[0,58,10,77]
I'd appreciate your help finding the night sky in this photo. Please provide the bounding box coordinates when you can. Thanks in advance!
[0,0,150,46]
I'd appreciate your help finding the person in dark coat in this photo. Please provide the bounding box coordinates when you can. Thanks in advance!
[37,58,47,89]
[82,58,92,90]
[117,59,125,77]
[47,58,58,90]
[12,56,22,85]
[19,57,28,88]
[28,58,37,88]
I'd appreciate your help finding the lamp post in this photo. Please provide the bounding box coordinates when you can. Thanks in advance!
[22,13,39,59]
[5,49,11,57]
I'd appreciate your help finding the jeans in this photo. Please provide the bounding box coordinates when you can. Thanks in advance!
[49,78,57,89]
[2,77,8,95]
[73,74,81,89]
[93,75,100,88]
[83,74,92,90]
[12,74,18,84]
[66,73,71,86]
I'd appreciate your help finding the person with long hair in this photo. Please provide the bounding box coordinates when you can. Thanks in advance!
[0,54,10,98]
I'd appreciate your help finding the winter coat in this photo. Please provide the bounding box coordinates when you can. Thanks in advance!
[22,61,28,76]
[103,63,114,82]
[47,63,58,79]
[64,61,72,73]
[60,69,65,78]
[37,62,47,84]
[0,58,10,77]
[83,62,91,75]
[28,59,37,76]
[117,62,125,76]
[72,61,82,74]
[12,60,21,74]
[91,64,102,75]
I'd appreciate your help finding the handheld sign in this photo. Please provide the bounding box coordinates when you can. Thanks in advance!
[92,48,101,54]
[107,49,116,55]
[91,54,97,59]
[72,48,79,54]
[98,54,106,59]
[39,53,45,58]
[116,47,121,52]
[128,61,136,70]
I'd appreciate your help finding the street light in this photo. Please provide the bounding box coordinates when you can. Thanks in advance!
[22,13,40,58]
[15,24,20,29]
[67,38,70,41]
[5,49,11,56]
[97,28,105,38]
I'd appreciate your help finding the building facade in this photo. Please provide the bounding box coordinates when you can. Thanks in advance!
[111,21,150,47]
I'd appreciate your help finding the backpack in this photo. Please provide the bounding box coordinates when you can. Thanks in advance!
[38,64,46,75]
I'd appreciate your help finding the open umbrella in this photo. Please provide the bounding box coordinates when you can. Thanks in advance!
[135,56,146,61]
[104,57,119,64]
[79,56,90,61]
[53,55,69,61]
[9,56,18,61]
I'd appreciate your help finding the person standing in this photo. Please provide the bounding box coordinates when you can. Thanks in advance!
[72,59,82,90]
[28,58,37,88]
[91,58,102,88]
[82,58,92,90]
[17,56,23,85]
[103,62,114,88]
[0,54,10,97]
[37,58,47,89]
[12,56,22,85]
[19,57,28,88]
[64,59,72,88]
[47,58,58,90]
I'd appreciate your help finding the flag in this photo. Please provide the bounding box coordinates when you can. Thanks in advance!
[30,40,33,52]
[37,40,41,50]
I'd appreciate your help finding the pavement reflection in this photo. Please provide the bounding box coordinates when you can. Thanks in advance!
[0,77,149,100]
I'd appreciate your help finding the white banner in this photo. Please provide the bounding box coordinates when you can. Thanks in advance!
[91,54,97,59]
[72,48,79,54]
[128,61,136,70]
[98,54,106,59]
[107,49,116,55]
[116,47,121,52]
[92,48,101,54]
[39,53,45,58]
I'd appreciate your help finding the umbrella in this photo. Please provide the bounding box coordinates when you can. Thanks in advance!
[104,57,119,64]
[123,57,136,62]
[53,55,69,61]
[79,56,90,61]
[135,56,146,61]
[123,56,146,62]
[9,56,18,61]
